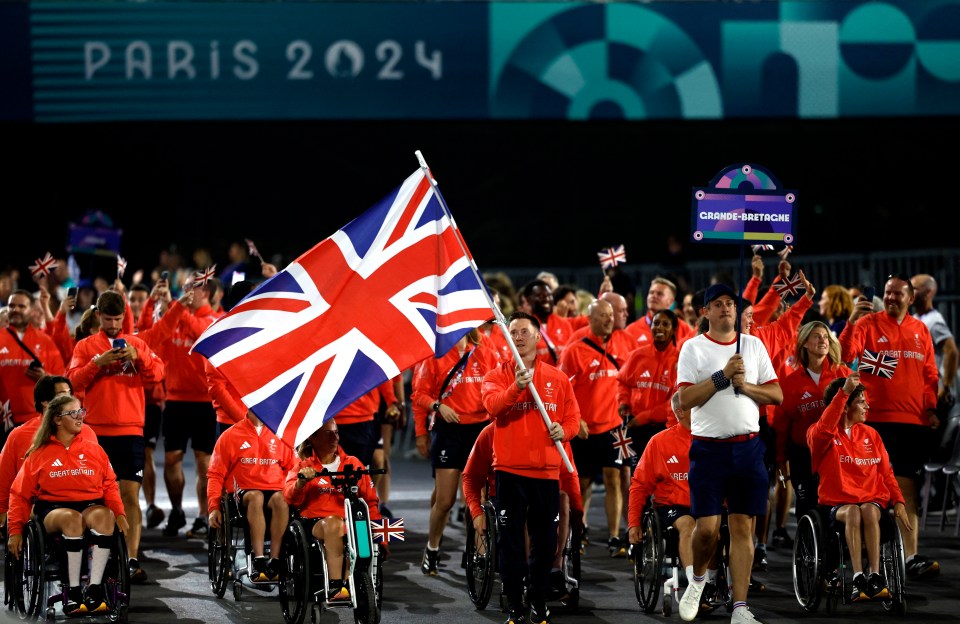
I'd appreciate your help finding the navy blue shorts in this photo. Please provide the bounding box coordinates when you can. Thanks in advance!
[689,435,768,518]
[143,403,162,449]
[98,435,145,483]
[656,505,692,530]
[163,400,217,454]
[430,420,488,471]
[337,419,376,467]
[571,427,624,477]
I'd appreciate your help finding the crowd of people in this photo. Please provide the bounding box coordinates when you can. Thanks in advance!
[0,243,955,624]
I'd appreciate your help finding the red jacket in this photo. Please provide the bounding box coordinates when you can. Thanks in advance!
[616,341,680,428]
[772,361,852,463]
[8,435,124,536]
[67,332,165,437]
[626,313,695,351]
[411,341,497,436]
[335,379,397,426]
[207,418,296,514]
[559,330,633,434]
[839,312,939,426]
[627,423,691,528]
[154,303,220,402]
[132,300,190,407]
[0,421,97,514]
[807,390,904,507]
[481,359,580,480]
[0,327,66,424]
[282,446,380,521]
[534,313,574,365]
[205,360,247,427]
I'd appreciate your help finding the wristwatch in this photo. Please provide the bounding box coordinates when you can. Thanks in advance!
[431,401,441,412]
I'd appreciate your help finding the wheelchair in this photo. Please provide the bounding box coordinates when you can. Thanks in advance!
[464,500,498,609]
[633,502,730,617]
[10,518,130,622]
[208,489,280,600]
[792,505,906,615]
[278,467,384,624]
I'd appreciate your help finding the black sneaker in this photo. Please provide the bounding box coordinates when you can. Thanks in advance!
[251,556,270,582]
[771,527,794,549]
[186,517,208,538]
[906,554,941,579]
[866,572,890,599]
[752,545,768,572]
[421,547,439,576]
[83,583,108,613]
[145,504,165,529]
[162,508,186,537]
[63,586,84,616]
[503,611,526,624]
[608,535,627,558]
[849,574,869,602]
[129,558,148,584]
[529,606,551,624]
[545,569,568,602]
[698,582,718,613]
[266,558,283,582]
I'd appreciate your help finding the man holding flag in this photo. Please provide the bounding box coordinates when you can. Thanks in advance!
[839,274,940,580]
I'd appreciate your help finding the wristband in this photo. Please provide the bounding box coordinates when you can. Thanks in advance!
[712,370,730,391]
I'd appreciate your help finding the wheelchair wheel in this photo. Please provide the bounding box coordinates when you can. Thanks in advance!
[6,543,25,615]
[561,519,580,610]
[21,521,47,619]
[279,520,312,624]
[633,506,662,614]
[881,515,907,615]
[353,567,379,624]
[793,511,823,613]
[104,529,130,623]
[209,494,235,598]
[465,502,496,609]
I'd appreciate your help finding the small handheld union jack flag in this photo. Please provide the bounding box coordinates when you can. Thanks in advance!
[245,238,263,261]
[773,273,806,298]
[611,426,636,462]
[28,252,58,280]
[777,245,794,261]
[750,244,775,254]
[597,244,626,270]
[117,255,127,279]
[1,400,13,434]
[859,349,898,379]
[371,517,405,543]
[193,265,217,287]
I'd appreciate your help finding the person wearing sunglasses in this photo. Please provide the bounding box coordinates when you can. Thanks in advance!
[6,394,128,615]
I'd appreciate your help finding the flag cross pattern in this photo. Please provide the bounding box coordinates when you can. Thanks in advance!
[371,517,405,542]
[773,273,805,298]
[611,426,636,461]
[117,255,127,278]
[859,349,898,379]
[29,252,58,280]
[597,244,626,269]
[192,168,491,447]
[194,265,217,287]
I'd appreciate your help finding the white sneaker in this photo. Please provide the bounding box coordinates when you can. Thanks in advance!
[679,581,705,621]
[730,606,762,624]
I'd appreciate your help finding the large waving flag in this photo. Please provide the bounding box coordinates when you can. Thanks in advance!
[192,166,492,447]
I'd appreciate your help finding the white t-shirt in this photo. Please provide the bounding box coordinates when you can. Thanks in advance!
[677,333,778,439]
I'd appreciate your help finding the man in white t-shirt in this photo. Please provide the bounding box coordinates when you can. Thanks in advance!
[675,283,782,624]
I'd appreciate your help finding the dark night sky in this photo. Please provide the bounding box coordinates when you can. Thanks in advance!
[5,115,958,281]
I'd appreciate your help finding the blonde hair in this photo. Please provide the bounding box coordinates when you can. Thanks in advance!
[795,321,842,368]
[27,394,78,457]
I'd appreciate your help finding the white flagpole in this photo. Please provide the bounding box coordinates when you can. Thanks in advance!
[415,150,575,473]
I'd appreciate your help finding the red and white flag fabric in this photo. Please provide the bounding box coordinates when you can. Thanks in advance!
[597,244,626,269]
[192,166,492,447]
[193,265,217,287]
[371,517,405,543]
[750,244,774,254]
[773,273,805,298]
[245,238,261,259]
[611,426,636,461]
[1,400,13,433]
[28,252,58,280]
[117,255,127,278]
[859,349,898,379]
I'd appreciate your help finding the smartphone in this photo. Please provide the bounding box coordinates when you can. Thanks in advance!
[113,338,127,351]
[862,286,875,302]
[160,270,169,281]
[66,286,78,309]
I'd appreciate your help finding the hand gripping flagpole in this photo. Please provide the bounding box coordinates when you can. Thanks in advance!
[415,150,575,473]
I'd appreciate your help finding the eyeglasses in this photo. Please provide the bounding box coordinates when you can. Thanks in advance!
[58,408,86,420]
[886,273,912,283]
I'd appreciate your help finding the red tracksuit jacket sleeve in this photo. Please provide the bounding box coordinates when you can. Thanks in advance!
[462,424,495,521]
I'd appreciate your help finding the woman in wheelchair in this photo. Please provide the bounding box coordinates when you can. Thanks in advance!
[6,395,129,616]
[283,418,381,603]
[808,373,911,603]
[207,409,295,583]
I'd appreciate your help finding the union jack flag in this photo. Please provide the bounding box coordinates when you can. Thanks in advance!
[192,166,492,447]
[28,252,58,280]
[773,273,805,298]
[1,400,13,433]
[193,265,217,287]
[597,244,626,269]
[117,255,127,278]
[859,349,898,379]
[611,426,636,461]
[245,238,261,259]
[750,244,774,254]
[777,245,794,261]
[371,517,405,543]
